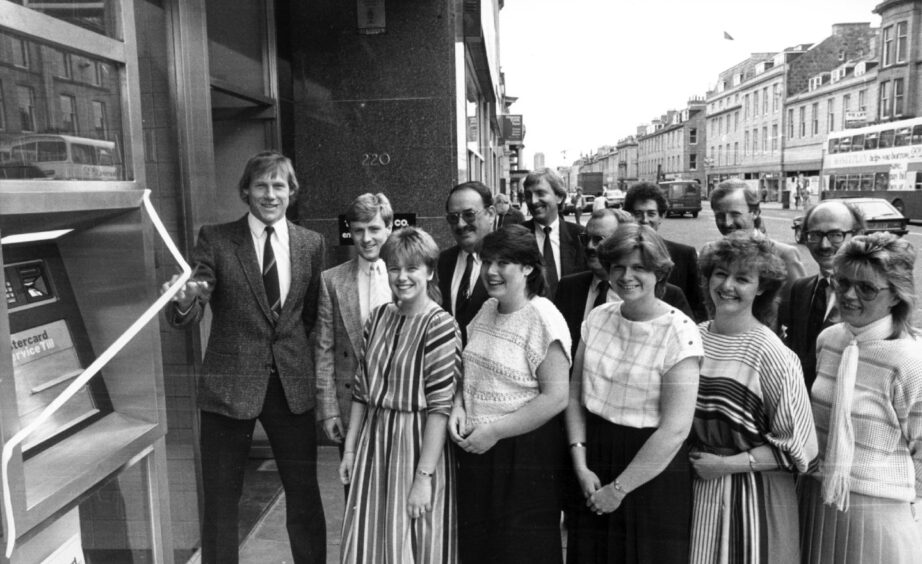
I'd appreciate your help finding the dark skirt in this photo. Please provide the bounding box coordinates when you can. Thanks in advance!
[568,413,692,564]
[455,418,564,564]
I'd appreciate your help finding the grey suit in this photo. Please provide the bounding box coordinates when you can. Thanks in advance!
[168,214,326,564]
[315,258,365,426]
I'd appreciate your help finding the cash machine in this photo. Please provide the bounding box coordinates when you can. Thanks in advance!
[0,189,175,563]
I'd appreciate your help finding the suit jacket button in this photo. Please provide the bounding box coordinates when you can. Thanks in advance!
[345,383,351,389]
[343,351,348,357]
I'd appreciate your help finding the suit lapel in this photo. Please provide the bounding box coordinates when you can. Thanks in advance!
[234,216,275,324]
[335,259,364,354]
[286,221,308,319]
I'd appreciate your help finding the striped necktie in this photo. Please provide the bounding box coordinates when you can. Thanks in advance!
[263,225,281,323]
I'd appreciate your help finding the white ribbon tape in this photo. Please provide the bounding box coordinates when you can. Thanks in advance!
[3,190,191,557]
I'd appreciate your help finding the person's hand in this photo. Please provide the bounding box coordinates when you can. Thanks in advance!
[458,424,498,454]
[338,451,355,485]
[323,417,344,443]
[448,404,467,444]
[407,476,433,519]
[587,482,624,515]
[161,273,209,309]
[689,451,731,481]
[575,466,601,499]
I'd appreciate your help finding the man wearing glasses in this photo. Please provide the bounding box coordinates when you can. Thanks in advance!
[438,181,496,343]
[780,200,865,392]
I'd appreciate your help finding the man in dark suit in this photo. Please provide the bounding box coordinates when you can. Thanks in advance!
[163,151,326,564]
[494,192,525,228]
[779,200,864,392]
[522,168,587,297]
[315,193,392,449]
[555,208,693,360]
[438,180,496,343]
[624,182,707,321]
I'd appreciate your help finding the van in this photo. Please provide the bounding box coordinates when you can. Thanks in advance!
[8,134,120,180]
[657,180,702,218]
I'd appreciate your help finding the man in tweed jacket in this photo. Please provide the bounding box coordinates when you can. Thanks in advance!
[163,151,326,564]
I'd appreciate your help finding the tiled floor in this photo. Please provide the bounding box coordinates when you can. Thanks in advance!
[239,446,344,564]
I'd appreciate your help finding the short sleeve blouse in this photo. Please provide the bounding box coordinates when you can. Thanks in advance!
[580,300,702,428]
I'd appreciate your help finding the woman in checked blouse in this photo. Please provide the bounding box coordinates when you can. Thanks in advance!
[339,227,462,563]
[565,223,702,564]
[800,232,922,564]
[689,232,816,564]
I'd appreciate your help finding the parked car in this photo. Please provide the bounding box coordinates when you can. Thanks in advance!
[792,197,908,243]
[603,188,624,208]
[657,180,702,218]
[581,194,596,212]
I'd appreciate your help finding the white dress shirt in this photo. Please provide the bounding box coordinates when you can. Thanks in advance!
[248,213,291,306]
[533,217,561,279]
[450,250,482,309]
[357,256,390,322]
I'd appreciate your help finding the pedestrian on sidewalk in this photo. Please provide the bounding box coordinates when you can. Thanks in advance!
[339,227,461,563]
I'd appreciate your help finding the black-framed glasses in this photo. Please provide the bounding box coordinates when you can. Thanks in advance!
[445,208,486,225]
[805,229,854,244]
[577,233,606,247]
[830,276,891,300]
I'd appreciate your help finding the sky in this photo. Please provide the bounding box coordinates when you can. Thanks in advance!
[500,0,882,170]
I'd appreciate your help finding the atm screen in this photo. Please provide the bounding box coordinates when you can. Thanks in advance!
[4,242,112,457]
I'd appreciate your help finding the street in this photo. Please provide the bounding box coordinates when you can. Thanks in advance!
[565,203,922,327]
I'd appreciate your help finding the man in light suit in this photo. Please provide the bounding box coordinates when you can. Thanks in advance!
[315,193,392,448]
[163,151,326,564]
[438,181,496,344]
[624,182,707,321]
[779,200,864,392]
[522,168,587,297]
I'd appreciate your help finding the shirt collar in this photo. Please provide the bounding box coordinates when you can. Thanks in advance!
[248,213,289,243]
[358,256,384,275]
[537,217,560,233]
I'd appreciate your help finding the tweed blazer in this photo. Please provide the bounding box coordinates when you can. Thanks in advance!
[314,258,366,425]
[168,215,325,419]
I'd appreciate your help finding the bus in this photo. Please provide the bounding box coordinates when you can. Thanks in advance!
[821,116,922,220]
[8,134,120,181]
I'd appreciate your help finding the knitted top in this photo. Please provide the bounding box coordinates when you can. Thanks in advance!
[461,297,571,434]
[810,321,922,501]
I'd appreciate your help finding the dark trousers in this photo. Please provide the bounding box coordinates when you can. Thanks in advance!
[199,374,326,564]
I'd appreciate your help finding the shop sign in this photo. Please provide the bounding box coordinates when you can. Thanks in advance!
[502,115,524,143]
[357,0,386,35]
[339,213,416,245]
[844,110,867,128]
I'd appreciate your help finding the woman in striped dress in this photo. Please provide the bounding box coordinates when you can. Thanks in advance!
[689,232,817,563]
[339,227,461,563]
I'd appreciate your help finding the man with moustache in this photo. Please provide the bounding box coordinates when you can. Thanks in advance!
[494,192,525,228]
[162,151,326,564]
[554,208,693,360]
[522,168,587,297]
[779,200,865,392]
[315,193,393,449]
[438,181,496,343]
[624,182,707,321]
[708,179,806,284]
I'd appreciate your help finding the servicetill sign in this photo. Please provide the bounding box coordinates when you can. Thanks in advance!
[338,213,416,245]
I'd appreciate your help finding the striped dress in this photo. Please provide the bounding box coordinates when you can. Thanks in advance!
[690,323,816,564]
[341,302,461,564]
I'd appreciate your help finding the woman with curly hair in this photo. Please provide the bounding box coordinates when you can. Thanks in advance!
[689,231,817,563]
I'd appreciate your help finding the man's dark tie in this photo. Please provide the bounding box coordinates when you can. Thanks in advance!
[263,225,281,323]
[455,253,474,316]
[593,280,609,309]
[543,226,558,296]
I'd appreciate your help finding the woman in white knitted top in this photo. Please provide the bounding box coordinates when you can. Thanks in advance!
[801,232,922,563]
[448,224,571,564]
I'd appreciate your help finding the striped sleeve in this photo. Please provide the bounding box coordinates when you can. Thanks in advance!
[421,310,461,416]
[351,306,383,404]
[760,337,818,472]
